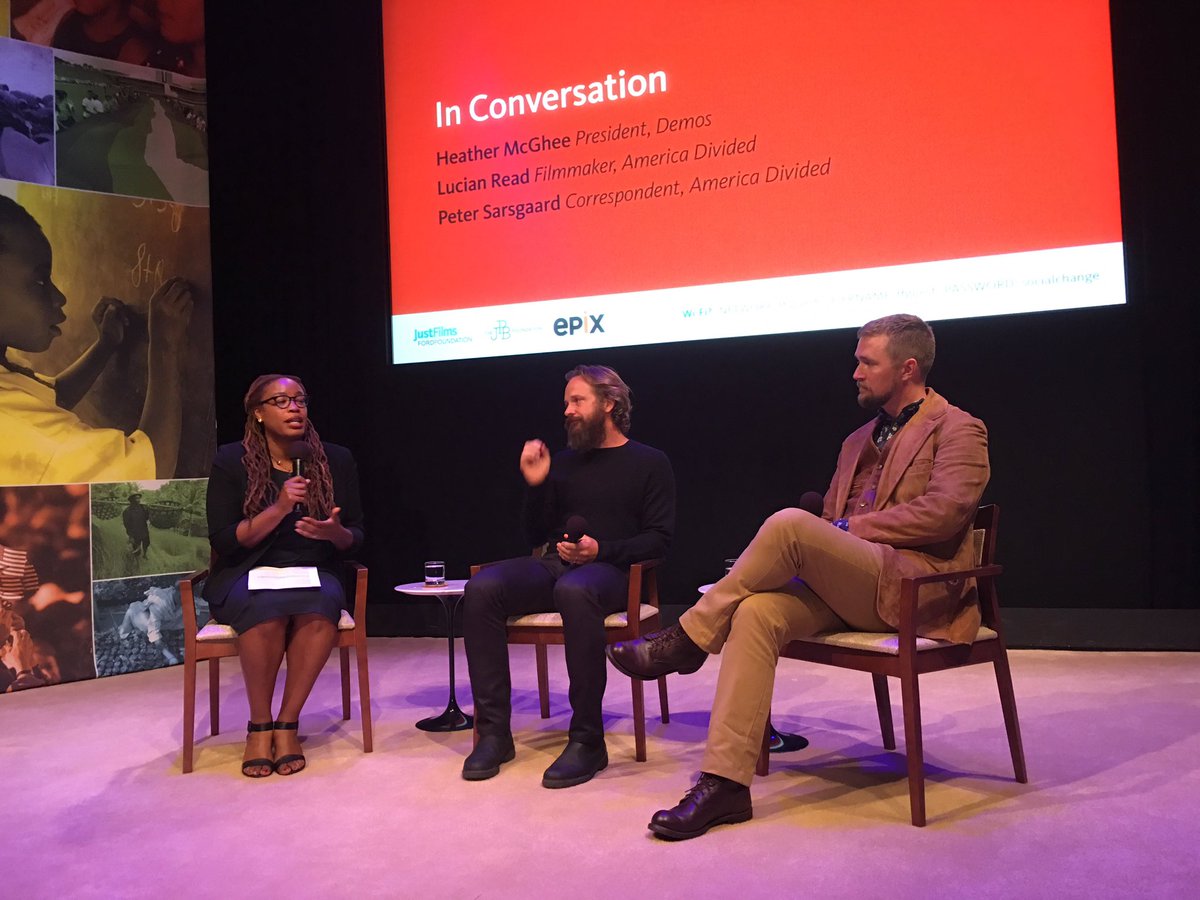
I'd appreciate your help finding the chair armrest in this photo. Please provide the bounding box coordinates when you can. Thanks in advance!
[179,568,209,639]
[627,559,664,617]
[901,564,1002,589]
[344,560,368,623]
[181,568,210,586]
[470,560,509,577]
[897,564,1004,644]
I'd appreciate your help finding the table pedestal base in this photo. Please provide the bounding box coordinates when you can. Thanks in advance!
[768,721,810,753]
[416,702,473,732]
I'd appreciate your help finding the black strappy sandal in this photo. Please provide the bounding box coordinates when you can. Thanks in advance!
[241,721,275,778]
[272,720,306,775]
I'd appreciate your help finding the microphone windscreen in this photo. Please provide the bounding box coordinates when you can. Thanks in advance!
[286,441,313,462]
[798,491,825,516]
[563,515,589,543]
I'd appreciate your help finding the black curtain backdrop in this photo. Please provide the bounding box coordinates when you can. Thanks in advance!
[203,3,1197,647]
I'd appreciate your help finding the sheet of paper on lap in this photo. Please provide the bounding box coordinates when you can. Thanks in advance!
[247,567,320,590]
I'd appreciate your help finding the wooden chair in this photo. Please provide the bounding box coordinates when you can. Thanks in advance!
[179,559,373,773]
[756,505,1026,825]
[469,558,670,761]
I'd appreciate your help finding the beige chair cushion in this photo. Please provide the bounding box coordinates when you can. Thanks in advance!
[196,609,354,642]
[795,625,998,655]
[507,604,659,629]
[196,620,237,642]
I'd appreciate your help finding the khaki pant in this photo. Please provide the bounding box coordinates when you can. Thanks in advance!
[679,508,890,785]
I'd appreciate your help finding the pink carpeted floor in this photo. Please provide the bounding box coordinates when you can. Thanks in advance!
[3,639,1198,898]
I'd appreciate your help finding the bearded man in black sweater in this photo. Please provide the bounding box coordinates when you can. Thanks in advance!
[462,365,675,788]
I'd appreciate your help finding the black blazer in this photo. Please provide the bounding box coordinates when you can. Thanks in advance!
[203,441,364,605]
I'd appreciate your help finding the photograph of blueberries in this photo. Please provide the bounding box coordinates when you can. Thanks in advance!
[92,572,205,676]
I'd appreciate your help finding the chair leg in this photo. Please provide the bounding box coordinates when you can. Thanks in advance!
[208,658,221,736]
[535,644,550,719]
[340,645,351,720]
[756,713,771,777]
[657,675,670,723]
[631,677,647,762]
[993,653,1027,782]
[356,633,373,754]
[899,671,926,826]
[183,655,197,773]
[873,674,896,750]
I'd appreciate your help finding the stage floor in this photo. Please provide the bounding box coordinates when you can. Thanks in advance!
[4,639,1198,897]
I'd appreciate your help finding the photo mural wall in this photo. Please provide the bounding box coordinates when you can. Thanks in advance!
[1,0,211,693]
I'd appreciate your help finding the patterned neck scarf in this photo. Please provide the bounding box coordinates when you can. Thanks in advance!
[872,398,924,449]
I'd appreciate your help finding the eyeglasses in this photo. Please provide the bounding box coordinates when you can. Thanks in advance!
[259,393,309,409]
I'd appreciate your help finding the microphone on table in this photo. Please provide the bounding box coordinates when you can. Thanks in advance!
[798,491,824,516]
[286,441,312,512]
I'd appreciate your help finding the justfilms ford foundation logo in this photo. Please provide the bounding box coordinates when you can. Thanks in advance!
[413,325,457,341]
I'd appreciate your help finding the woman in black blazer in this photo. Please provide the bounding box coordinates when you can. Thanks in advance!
[206,374,363,777]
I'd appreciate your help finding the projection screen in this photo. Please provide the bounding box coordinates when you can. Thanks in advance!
[383,0,1124,364]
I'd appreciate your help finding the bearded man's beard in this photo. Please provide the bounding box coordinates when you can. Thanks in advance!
[565,412,606,450]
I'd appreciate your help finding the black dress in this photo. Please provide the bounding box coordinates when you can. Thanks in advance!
[203,442,364,634]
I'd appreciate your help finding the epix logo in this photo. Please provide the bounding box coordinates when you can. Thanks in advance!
[553,314,605,337]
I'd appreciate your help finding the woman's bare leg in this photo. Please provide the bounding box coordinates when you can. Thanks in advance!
[236,617,287,775]
[274,613,337,773]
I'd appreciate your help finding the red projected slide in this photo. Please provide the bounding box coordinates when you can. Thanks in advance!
[383,0,1123,364]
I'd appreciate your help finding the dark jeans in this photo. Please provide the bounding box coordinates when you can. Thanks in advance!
[463,554,627,745]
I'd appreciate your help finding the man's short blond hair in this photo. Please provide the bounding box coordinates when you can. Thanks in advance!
[858,314,936,379]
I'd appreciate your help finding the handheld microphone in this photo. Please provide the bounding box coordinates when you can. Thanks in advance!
[286,441,312,512]
[562,515,588,544]
[798,491,824,517]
